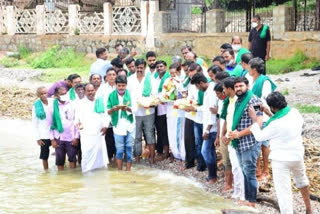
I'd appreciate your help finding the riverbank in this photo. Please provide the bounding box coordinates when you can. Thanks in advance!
[0,67,319,213]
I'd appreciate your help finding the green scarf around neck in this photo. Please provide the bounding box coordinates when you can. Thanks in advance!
[197,78,211,106]
[107,89,133,127]
[264,106,291,128]
[34,99,46,120]
[69,88,76,101]
[94,97,105,113]
[220,97,230,120]
[231,90,254,148]
[142,72,152,97]
[252,75,277,98]
[260,25,269,39]
[183,76,190,88]
[127,71,132,77]
[235,48,250,64]
[51,98,64,133]
[158,71,170,92]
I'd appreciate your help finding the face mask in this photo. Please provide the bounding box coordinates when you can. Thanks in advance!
[117,89,125,96]
[252,22,258,28]
[59,94,68,102]
[232,44,241,51]
[221,95,227,100]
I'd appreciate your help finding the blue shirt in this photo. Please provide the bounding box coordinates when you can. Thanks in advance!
[90,58,112,80]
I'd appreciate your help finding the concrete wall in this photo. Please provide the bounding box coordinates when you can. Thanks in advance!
[0,32,319,59]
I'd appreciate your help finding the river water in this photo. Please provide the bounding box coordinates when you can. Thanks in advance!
[0,119,250,214]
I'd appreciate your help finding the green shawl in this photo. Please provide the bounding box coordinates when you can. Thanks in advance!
[260,25,269,39]
[183,76,190,88]
[69,88,76,101]
[231,90,254,148]
[264,106,291,128]
[252,75,277,98]
[127,71,132,77]
[220,97,230,120]
[235,48,250,64]
[228,64,243,77]
[34,99,46,120]
[142,72,152,97]
[241,69,248,77]
[158,71,170,92]
[197,78,211,106]
[51,98,64,133]
[94,97,105,113]
[107,89,133,127]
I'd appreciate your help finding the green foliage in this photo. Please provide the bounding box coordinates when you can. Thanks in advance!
[282,88,289,95]
[18,46,31,59]
[31,46,86,69]
[74,28,80,35]
[0,57,19,68]
[191,7,202,14]
[266,51,319,74]
[295,104,320,114]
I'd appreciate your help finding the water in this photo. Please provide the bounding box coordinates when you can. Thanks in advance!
[0,119,249,214]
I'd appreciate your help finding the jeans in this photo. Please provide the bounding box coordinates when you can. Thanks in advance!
[236,142,261,202]
[201,132,217,180]
[193,122,206,171]
[114,131,134,163]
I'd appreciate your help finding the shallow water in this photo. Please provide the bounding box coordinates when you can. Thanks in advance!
[0,119,249,214]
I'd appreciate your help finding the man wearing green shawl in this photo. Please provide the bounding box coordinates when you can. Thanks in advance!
[231,36,250,64]
[47,86,79,171]
[154,60,170,160]
[75,84,109,173]
[227,77,263,208]
[127,59,156,164]
[66,74,82,101]
[248,57,277,179]
[107,76,134,171]
[32,86,52,170]
[248,15,271,75]
[249,92,312,214]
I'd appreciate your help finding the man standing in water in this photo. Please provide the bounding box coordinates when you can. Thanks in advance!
[48,87,79,171]
[75,84,109,173]
[32,87,52,170]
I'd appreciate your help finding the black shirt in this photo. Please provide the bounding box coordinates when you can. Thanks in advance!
[248,24,271,60]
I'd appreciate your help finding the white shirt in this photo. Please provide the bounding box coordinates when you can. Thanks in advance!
[249,78,272,122]
[154,73,167,116]
[250,108,304,161]
[111,95,135,136]
[31,99,52,140]
[74,97,109,136]
[90,58,112,80]
[188,85,203,124]
[127,72,156,116]
[97,82,116,108]
[202,82,218,134]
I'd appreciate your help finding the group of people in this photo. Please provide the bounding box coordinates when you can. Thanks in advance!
[32,15,312,214]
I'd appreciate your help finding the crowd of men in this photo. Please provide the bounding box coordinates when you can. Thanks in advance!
[32,15,312,213]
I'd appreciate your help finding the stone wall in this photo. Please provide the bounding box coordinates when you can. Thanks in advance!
[0,32,319,60]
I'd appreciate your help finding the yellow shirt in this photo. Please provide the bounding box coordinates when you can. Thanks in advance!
[226,96,238,132]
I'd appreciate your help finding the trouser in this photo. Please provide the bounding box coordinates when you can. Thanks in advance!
[194,122,206,171]
[155,114,169,154]
[114,131,134,163]
[201,132,217,180]
[184,118,195,168]
[272,160,309,214]
[236,142,261,202]
[220,141,232,171]
[105,127,116,159]
[229,145,245,200]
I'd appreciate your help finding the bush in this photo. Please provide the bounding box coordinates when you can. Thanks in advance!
[0,57,19,68]
[266,51,319,74]
[18,46,31,59]
[31,46,86,69]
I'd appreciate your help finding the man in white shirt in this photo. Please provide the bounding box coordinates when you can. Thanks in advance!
[107,76,135,171]
[191,73,219,184]
[75,84,109,173]
[154,60,170,160]
[32,87,52,170]
[97,67,117,162]
[66,74,82,101]
[90,48,112,80]
[248,57,277,179]
[127,59,156,164]
[249,92,312,214]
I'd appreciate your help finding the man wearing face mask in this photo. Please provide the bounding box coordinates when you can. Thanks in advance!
[222,49,242,77]
[231,36,250,64]
[47,86,79,171]
[248,15,271,75]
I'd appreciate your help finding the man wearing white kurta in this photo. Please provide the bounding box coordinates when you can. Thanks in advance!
[75,84,109,173]
[250,91,311,214]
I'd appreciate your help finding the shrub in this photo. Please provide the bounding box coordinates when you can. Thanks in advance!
[0,57,19,68]
[18,46,31,59]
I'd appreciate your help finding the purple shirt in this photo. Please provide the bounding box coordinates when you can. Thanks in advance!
[47,100,79,141]
[47,80,69,97]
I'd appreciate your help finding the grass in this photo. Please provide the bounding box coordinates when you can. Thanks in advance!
[282,88,289,96]
[266,51,320,75]
[295,104,320,114]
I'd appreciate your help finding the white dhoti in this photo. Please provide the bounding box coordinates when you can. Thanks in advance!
[81,133,109,173]
[166,103,186,160]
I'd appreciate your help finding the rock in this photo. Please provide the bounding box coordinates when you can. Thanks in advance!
[285,78,290,81]
[275,78,284,82]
